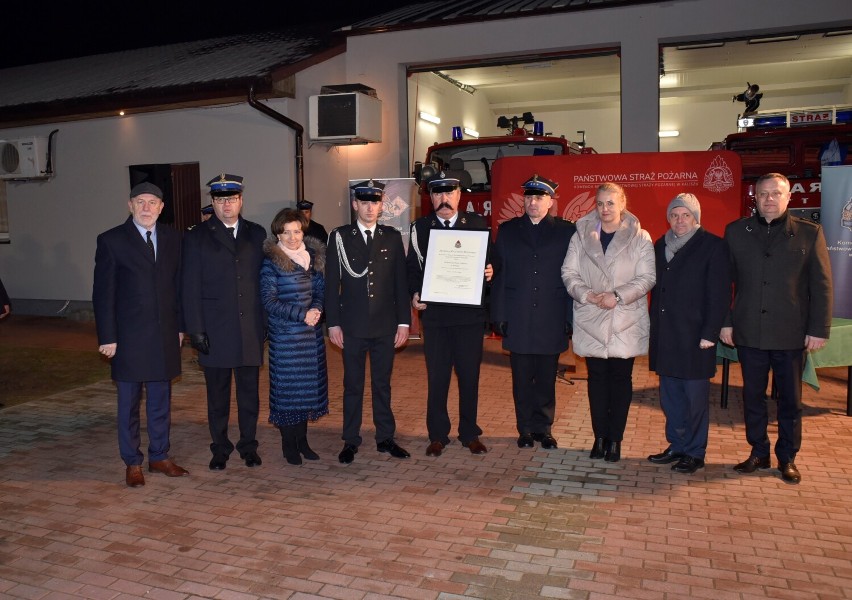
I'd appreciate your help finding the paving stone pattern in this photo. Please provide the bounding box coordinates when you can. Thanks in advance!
[1,327,851,599]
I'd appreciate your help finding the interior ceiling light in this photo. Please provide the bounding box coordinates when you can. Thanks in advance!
[419,111,441,125]
[747,35,800,44]
[463,127,479,138]
[658,130,680,138]
[675,42,725,50]
[824,30,852,37]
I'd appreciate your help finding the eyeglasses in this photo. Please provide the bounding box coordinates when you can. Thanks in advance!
[212,196,241,205]
[756,190,786,200]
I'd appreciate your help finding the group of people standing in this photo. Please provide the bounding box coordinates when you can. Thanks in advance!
[92,168,831,488]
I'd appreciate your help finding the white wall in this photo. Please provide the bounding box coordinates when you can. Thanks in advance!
[0,54,349,305]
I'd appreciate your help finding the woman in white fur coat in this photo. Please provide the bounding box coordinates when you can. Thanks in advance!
[561,182,656,463]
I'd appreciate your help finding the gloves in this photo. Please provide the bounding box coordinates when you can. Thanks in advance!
[189,332,210,355]
[493,321,508,337]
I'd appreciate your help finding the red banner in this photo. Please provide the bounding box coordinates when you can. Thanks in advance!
[491,151,743,242]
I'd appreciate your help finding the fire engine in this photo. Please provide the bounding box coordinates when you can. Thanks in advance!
[717,105,852,221]
[412,114,588,219]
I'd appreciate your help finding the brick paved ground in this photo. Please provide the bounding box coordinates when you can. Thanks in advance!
[1,318,851,599]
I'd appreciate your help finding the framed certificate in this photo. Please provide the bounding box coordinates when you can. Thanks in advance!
[420,229,489,307]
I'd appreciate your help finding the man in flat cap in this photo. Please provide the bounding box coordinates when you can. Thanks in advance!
[407,171,493,457]
[491,174,576,450]
[93,182,189,487]
[298,200,328,245]
[325,180,411,464]
[182,174,267,471]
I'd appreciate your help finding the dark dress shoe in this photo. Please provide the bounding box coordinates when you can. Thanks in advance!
[733,455,770,473]
[462,438,488,455]
[338,444,358,464]
[126,465,145,487]
[779,462,801,484]
[377,439,410,459]
[589,437,606,459]
[671,456,705,474]
[517,434,534,448]
[648,448,682,464]
[148,458,189,477]
[604,440,621,463]
[208,455,228,471]
[244,451,262,468]
[426,441,445,457]
[539,434,558,450]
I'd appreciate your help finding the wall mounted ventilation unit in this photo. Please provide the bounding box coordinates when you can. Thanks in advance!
[0,137,50,180]
[308,92,382,144]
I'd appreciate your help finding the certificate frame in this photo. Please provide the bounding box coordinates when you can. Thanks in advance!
[420,228,489,307]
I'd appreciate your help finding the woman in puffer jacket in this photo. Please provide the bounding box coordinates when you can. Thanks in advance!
[260,208,329,465]
[561,182,655,462]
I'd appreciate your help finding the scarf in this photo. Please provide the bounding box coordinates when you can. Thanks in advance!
[664,226,698,262]
[279,241,310,270]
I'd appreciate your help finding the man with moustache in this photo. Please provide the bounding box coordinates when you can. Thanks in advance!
[721,173,832,484]
[93,182,188,487]
[407,171,492,457]
[491,174,575,450]
[182,174,267,471]
[325,180,411,464]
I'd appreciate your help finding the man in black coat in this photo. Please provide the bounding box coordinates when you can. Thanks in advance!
[721,173,832,484]
[408,172,493,457]
[325,180,411,464]
[491,174,575,450]
[648,193,730,474]
[182,174,267,471]
[93,182,189,487]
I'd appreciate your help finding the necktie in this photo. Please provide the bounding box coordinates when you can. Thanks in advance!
[365,229,373,253]
[226,226,235,238]
[146,231,155,260]
[443,220,451,229]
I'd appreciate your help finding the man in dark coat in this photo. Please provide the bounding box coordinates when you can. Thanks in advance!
[721,173,833,484]
[182,174,267,471]
[648,193,730,474]
[325,180,411,464]
[298,200,329,245]
[408,172,493,457]
[491,174,575,450]
[93,182,189,487]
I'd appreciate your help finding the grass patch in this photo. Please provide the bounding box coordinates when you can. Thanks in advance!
[0,347,110,408]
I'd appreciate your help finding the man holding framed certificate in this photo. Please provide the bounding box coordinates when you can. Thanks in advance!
[407,171,493,457]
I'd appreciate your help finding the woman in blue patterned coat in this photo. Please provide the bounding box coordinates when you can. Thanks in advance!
[260,208,328,465]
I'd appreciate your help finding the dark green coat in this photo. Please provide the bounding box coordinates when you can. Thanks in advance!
[724,213,832,350]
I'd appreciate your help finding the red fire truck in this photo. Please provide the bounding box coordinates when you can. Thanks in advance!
[718,105,852,221]
[412,120,587,218]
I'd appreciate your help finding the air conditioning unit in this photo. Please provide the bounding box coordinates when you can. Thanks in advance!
[309,92,382,144]
[0,137,50,180]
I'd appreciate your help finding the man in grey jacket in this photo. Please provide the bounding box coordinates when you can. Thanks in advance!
[721,173,832,484]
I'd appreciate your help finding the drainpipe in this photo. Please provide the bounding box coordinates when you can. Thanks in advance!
[247,84,304,202]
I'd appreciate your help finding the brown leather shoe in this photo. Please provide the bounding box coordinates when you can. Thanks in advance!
[126,465,145,487]
[148,458,189,477]
[426,441,445,457]
[462,438,488,455]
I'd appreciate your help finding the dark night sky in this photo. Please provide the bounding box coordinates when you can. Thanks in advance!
[1,1,422,69]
